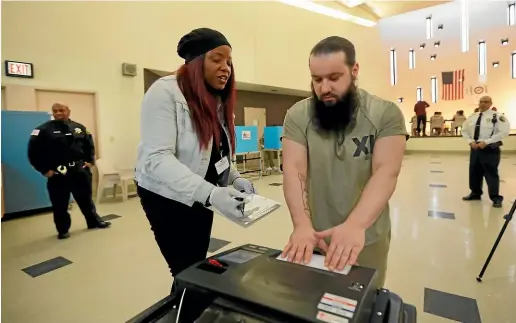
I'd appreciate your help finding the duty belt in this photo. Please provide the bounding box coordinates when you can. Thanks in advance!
[56,161,82,175]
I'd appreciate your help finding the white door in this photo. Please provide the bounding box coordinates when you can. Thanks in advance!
[244,107,267,140]
[1,87,6,110]
[244,107,266,169]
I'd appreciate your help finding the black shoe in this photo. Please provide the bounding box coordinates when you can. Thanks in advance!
[492,200,502,208]
[463,194,481,201]
[58,232,70,240]
[87,221,111,229]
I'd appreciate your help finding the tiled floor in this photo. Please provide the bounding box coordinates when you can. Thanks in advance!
[2,153,516,323]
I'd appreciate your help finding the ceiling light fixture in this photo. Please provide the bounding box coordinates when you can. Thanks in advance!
[492,61,500,68]
[434,41,441,47]
[501,38,509,45]
[339,0,366,8]
[420,43,426,49]
[397,97,404,103]
[430,54,437,60]
[438,24,444,30]
[278,0,376,27]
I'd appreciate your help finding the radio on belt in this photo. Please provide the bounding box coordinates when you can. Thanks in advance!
[127,244,417,323]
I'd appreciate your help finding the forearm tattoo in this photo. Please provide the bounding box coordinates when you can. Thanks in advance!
[298,173,311,219]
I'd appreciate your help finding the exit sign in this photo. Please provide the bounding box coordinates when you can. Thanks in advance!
[5,60,34,78]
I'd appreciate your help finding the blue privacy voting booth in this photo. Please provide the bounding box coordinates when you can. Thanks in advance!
[235,126,259,154]
[1,111,52,214]
[264,126,283,150]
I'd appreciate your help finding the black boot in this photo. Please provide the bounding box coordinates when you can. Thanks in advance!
[463,194,481,201]
[87,221,111,229]
[492,199,503,208]
[58,232,70,239]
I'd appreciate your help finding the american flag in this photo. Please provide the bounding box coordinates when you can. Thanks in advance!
[441,69,465,101]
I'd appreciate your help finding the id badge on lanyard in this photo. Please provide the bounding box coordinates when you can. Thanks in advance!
[214,142,229,175]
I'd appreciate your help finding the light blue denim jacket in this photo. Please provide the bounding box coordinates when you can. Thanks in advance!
[134,75,240,206]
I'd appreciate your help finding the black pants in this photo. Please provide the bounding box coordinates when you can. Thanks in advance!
[137,186,214,292]
[416,115,427,135]
[47,166,102,234]
[469,147,503,202]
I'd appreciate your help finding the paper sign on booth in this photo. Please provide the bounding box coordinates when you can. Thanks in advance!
[242,130,251,140]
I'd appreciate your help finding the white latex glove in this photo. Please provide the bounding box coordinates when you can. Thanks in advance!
[233,177,257,194]
[209,187,248,219]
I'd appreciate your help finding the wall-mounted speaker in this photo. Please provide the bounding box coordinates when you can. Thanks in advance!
[122,63,137,77]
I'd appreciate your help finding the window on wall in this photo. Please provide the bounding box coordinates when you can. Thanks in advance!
[390,49,397,85]
[478,41,487,76]
[509,3,515,26]
[426,16,433,39]
[461,0,469,52]
[511,52,516,79]
[416,87,423,101]
[431,77,438,103]
[409,49,416,69]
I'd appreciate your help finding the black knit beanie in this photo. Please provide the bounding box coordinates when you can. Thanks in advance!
[177,28,231,63]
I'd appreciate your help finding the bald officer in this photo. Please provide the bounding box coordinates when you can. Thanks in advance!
[280,36,408,288]
[462,96,510,208]
[28,103,111,239]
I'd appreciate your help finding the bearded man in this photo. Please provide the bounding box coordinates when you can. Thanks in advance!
[280,36,408,288]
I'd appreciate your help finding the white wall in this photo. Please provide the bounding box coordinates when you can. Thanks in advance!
[1,2,389,166]
[378,1,516,131]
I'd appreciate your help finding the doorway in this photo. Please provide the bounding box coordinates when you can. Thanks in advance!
[244,107,266,169]
[1,87,6,110]
[144,68,171,93]
[244,107,266,138]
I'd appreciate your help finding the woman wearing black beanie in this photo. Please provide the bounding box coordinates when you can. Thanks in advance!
[135,28,256,294]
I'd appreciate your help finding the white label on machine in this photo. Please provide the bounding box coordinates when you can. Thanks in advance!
[276,254,351,275]
[320,293,357,313]
[316,311,349,323]
[242,130,251,140]
[317,304,354,319]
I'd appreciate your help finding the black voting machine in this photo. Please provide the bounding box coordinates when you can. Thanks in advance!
[128,244,417,323]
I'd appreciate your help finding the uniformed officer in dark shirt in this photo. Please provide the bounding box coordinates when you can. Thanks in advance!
[461,96,510,208]
[28,103,111,239]
[414,100,430,136]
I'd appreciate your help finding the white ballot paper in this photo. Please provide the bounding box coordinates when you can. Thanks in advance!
[211,194,281,228]
[276,254,352,275]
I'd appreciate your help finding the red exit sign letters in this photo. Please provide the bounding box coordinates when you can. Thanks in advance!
[5,60,34,78]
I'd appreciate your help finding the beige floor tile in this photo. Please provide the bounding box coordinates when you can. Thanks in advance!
[2,153,515,323]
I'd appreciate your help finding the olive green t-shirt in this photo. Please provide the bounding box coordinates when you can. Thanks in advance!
[283,89,408,246]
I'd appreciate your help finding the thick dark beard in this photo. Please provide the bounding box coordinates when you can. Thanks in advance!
[311,83,359,133]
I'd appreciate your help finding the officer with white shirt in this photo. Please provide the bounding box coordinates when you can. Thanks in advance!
[462,96,510,208]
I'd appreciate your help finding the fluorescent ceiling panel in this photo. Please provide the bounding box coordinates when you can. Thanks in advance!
[339,0,366,8]
[278,0,376,27]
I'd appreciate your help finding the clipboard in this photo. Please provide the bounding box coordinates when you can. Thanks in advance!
[211,194,281,228]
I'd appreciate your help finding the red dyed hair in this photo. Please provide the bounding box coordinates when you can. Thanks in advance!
[175,56,236,152]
